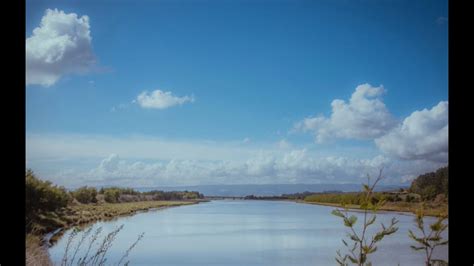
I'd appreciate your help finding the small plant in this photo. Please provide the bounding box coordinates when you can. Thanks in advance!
[59,224,144,266]
[332,169,399,266]
[408,207,448,266]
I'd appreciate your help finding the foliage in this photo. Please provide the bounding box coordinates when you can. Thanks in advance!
[306,192,365,205]
[100,187,141,196]
[409,166,448,201]
[332,169,399,266]
[142,190,204,200]
[103,189,121,203]
[26,169,70,230]
[408,208,448,266]
[72,186,98,204]
[99,187,204,203]
[305,191,390,205]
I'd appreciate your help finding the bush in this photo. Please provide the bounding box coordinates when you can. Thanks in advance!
[26,169,70,227]
[72,186,98,204]
[104,189,120,203]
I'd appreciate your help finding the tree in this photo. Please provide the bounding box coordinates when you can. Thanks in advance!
[409,166,448,201]
[408,207,448,266]
[332,169,399,266]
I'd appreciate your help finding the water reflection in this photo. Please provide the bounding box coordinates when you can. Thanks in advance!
[49,200,448,265]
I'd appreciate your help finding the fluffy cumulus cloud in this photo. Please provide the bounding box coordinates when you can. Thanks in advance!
[136,90,195,109]
[375,101,448,163]
[293,83,448,164]
[26,9,95,87]
[47,150,422,187]
[97,154,121,172]
[294,84,396,143]
[27,131,448,187]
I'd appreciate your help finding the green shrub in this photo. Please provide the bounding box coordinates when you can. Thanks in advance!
[72,186,98,204]
[104,189,120,203]
[25,169,70,228]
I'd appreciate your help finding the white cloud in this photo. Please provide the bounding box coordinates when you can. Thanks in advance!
[32,148,446,188]
[375,101,448,163]
[26,133,447,187]
[136,90,195,109]
[26,9,95,87]
[98,153,120,172]
[293,84,396,143]
[52,151,392,187]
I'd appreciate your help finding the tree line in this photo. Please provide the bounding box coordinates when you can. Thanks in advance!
[243,166,448,205]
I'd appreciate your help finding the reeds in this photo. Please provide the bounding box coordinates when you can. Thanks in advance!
[117,232,145,265]
[59,224,144,266]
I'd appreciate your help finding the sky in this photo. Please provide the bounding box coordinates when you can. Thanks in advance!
[25,0,448,188]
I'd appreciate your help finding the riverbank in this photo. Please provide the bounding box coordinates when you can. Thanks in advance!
[26,200,205,266]
[295,199,447,217]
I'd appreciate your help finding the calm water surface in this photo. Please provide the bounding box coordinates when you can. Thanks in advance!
[49,200,448,265]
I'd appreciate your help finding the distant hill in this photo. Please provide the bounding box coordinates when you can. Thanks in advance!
[134,183,405,197]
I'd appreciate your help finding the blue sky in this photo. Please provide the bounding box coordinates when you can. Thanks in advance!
[26,0,448,188]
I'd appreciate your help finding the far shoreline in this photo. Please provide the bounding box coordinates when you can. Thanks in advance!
[292,199,447,218]
[208,198,447,218]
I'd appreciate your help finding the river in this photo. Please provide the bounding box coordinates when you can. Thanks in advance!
[48,200,448,265]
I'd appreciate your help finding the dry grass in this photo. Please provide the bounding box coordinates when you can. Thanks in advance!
[26,234,53,266]
[64,200,196,226]
[299,200,447,217]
